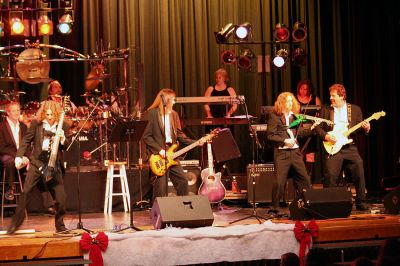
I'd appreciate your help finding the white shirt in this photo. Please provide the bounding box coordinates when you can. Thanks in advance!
[6,118,20,149]
[162,114,172,143]
[333,102,349,131]
[42,120,58,151]
[280,112,299,149]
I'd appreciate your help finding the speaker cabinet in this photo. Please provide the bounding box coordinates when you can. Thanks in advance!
[289,187,353,220]
[151,195,214,229]
[247,164,295,203]
[211,128,241,163]
[384,188,400,214]
[168,165,201,196]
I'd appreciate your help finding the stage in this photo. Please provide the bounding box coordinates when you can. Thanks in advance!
[0,201,399,265]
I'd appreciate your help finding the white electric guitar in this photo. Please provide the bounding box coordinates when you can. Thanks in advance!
[323,111,385,155]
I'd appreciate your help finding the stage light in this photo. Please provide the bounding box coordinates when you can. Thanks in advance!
[214,23,236,44]
[292,47,307,66]
[273,49,288,68]
[292,22,307,42]
[274,23,290,42]
[234,22,252,42]
[57,13,73,34]
[237,49,255,71]
[10,17,25,35]
[220,49,236,64]
[37,14,53,35]
[0,22,4,37]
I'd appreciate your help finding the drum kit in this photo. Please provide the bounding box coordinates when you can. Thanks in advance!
[0,40,131,167]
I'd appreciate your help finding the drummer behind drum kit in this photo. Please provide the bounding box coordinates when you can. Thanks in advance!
[0,41,130,168]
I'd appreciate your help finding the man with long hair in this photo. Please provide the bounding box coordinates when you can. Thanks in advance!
[7,101,70,234]
[142,88,196,199]
[267,92,313,214]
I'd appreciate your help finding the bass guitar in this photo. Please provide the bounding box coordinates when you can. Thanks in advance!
[323,111,385,155]
[198,141,226,203]
[149,129,219,176]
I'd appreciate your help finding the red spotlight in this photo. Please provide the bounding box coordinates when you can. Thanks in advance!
[274,23,290,42]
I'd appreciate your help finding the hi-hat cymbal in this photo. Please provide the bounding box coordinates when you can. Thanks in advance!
[86,73,112,81]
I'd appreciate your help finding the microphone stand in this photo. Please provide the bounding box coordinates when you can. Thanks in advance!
[65,100,101,233]
[230,97,268,224]
[161,99,169,198]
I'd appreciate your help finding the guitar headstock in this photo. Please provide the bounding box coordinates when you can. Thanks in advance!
[372,111,386,120]
[63,96,71,112]
[200,128,220,145]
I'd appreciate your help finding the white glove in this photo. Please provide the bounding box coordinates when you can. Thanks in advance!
[15,157,23,169]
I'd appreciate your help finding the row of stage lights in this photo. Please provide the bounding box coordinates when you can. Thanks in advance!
[0,0,74,37]
[215,22,308,70]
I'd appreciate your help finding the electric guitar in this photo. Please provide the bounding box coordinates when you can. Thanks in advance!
[149,129,219,176]
[198,141,226,203]
[323,111,385,155]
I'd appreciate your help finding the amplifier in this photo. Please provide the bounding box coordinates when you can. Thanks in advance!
[247,163,294,203]
[168,165,201,196]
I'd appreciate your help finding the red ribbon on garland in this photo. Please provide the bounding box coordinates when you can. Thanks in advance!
[294,219,319,266]
[80,232,109,266]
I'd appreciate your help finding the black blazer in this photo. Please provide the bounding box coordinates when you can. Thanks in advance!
[142,108,194,156]
[0,120,29,157]
[267,112,313,148]
[314,103,365,141]
[16,119,70,164]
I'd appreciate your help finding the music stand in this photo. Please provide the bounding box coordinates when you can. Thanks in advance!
[109,120,148,232]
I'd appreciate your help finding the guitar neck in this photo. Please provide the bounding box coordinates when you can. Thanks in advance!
[345,115,375,136]
[300,114,334,125]
[171,139,202,160]
[207,142,215,174]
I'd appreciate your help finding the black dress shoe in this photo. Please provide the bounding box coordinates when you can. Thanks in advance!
[356,202,370,211]
[47,206,56,215]
[6,224,19,235]
[56,225,68,233]
[5,188,15,201]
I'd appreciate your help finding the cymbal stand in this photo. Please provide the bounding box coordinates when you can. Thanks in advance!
[65,100,101,233]
[230,97,268,224]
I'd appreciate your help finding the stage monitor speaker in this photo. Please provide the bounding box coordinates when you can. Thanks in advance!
[289,187,353,220]
[151,195,214,229]
[211,128,241,163]
[168,165,201,196]
[247,164,295,203]
[383,188,400,214]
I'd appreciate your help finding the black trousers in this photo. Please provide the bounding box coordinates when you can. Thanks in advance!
[0,154,18,188]
[324,145,366,203]
[271,148,311,208]
[11,160,66,230]
[152,163,188,199]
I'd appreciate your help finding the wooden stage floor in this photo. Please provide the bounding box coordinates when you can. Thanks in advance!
[0,203,399,263]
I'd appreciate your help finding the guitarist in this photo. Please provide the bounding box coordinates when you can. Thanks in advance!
[314,84,370,211]
[142,89,197,199]
[7,101,70,234]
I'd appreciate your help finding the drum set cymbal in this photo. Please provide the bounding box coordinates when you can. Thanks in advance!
[86,73,112,81]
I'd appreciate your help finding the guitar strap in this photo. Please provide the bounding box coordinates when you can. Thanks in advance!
[347,103,352,125]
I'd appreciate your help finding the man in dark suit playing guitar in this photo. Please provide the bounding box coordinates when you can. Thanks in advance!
[7,101,70,234]
[0,102,29,201]
[142,88,198,199]
[314,84,371,211]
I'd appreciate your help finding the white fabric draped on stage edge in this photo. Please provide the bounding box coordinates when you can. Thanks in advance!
[82,221,301,266]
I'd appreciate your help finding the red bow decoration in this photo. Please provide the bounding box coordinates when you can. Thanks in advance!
[294,219,319,266]
[80,232,109,266]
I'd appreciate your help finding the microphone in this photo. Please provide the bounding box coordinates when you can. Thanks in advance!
[160,94,167,106]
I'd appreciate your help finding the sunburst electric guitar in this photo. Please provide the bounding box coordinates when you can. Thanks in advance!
[323,111,386,155]
[149,129,219,176]
[198,141,226,203]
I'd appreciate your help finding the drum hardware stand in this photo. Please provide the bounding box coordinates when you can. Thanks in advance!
[110,120,148,232]
[230,97,268,224]
[64,100,101,233]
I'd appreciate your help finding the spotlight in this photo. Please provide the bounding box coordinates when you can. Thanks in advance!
[234,22,252,42]
[0,22,4,37]
[37,14,53,35]
[237,49,255,71]
[274,23,290,42]
[292,47,307,66]
[214,23,236,44]
[273,49,288,68]
[10,17,25,35]
[292,22,307,42]
[220,50,236,64]
[57,13,73,34]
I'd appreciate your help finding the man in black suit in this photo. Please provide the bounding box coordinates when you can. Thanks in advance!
[267,92,314,214]
[142,88,196,198]
[314,84,370,211]
[0,102,29,200]
[7,101,70,234]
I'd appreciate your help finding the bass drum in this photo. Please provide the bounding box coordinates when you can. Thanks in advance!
[63,132,100,168]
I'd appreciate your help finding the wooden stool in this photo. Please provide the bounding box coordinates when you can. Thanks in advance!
[1,168,27,221]
[104,161,131,214]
